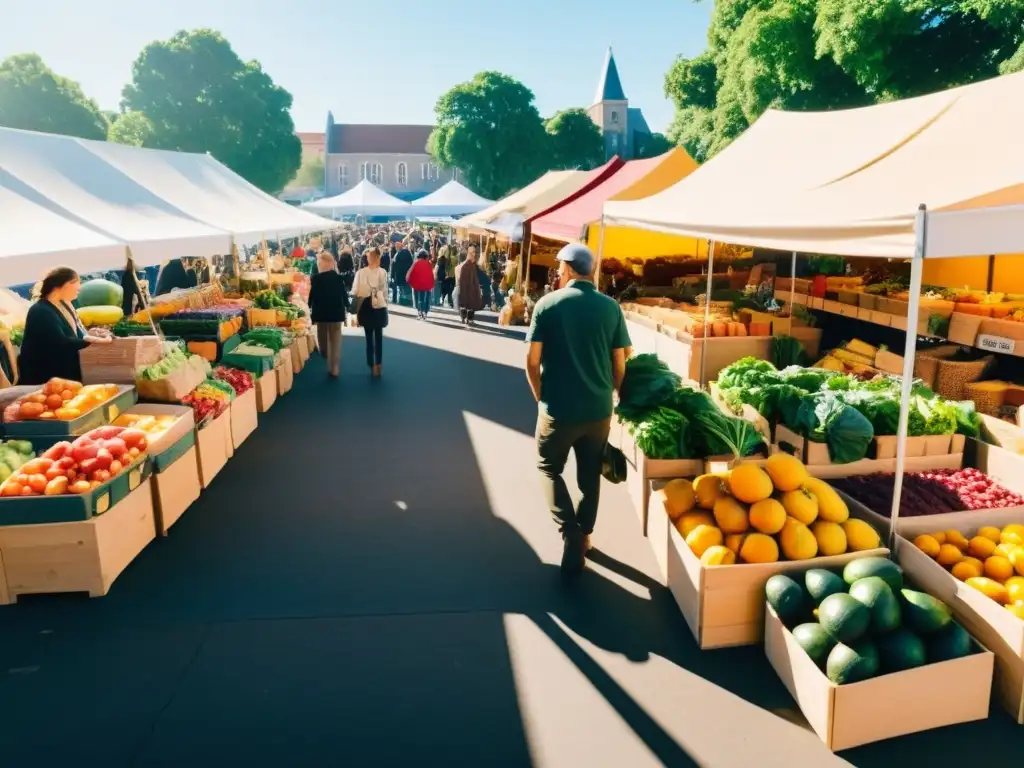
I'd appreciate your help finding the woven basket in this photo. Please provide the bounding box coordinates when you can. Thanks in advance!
[965,382,1007,416]
[934,355,993,400]
[913,345,959,388]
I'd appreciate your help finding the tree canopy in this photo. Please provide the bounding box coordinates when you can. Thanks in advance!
[121,29,301,193]
[666,0,1024,163]
[545,108,604,171]
[107,111,154,147]
[0,54,108,140]
[290,154,325,189]
[429,71,551,199]
[636,132,674,159]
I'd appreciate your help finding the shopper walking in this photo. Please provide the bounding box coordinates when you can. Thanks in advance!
[433,245,448,307]
[391,241,413,306]
[407,249,436,319]
[455,245,484,326]
[353,247,389,378]
[308,251,348,379]
[525,243,632,580]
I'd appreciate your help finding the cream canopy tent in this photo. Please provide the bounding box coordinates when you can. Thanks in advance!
[0,169,127,285]
[302,180,411,218]
[83,139,336,245]
[457,170,590,234]
[407,180,493,217]
[604,71,1024,259]
[0,127,231,266]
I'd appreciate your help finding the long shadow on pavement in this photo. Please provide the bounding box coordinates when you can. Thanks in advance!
[0,327,1019,767]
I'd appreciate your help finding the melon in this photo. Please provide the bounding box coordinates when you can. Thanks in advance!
[78,279,123,308]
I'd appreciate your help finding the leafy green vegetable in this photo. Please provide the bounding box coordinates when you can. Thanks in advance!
[815,394,874,463]
[617,354,682,421]
[693,411,765,459]
[630,407,693,460]
[717,357,780,389]
[952,400,982,437]
[779,366,830,392]
[772,335,810,368]
[915,396,958,436]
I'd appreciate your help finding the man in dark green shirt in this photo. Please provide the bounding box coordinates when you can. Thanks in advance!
[526,243,631,579]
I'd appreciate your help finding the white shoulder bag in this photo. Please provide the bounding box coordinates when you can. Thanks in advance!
[370,269,388,309]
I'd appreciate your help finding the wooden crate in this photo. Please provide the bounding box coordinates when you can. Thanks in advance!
[0,480,156,602]
[255,369,277,413]
[196,411,231,489]
[654,480,889,649]
[229,388,258,449]
[0,548,9,605]
[276,350,294,395]
[619,428,702,535]
[152,446,201,536]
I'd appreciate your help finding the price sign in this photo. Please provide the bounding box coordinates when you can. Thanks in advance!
[976,334,1016,354]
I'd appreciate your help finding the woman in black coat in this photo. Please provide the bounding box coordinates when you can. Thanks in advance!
[308,252,348,379]
[18,267,113,385]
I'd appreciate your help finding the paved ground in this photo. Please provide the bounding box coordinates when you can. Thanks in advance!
[0,309,1019,767]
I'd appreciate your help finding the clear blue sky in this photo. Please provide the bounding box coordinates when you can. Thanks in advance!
[2,0,711,134]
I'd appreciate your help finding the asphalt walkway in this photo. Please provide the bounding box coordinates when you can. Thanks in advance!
[0,310,1019,767]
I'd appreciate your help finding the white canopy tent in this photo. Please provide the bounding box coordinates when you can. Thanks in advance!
[0,169,127,285]
[82,139,337,245]
[604,71,1024,548]
[301,180,411,218]
[604,71,1024,259]
[0,127,231,267]
[406,180,493,217]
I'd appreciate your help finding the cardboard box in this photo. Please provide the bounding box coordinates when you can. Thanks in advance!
[276,350,294,395]
[654,482,889,648]
[79,336,163,384]
[870,310,892,327]
[764,604,993,750]
[116,403,195,462]
[196,410,231,488]
[619,427,702,535]
[135,358,208,403]
[0,547,9,605]
[255,370,277,413]
[289,342,304,374]
[152,445,201,536]
[229,388,258,449]
[0,480,156,602]
[896,536,1024,722]
[305,333,317,357]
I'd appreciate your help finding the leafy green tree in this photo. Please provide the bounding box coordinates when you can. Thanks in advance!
[0,54,108,139]
[290,154,325,189]
[107,111,154,147]
[666,0,1024,162]
[545,108,604,170]
[121,29,301,192]
[635,132,675,159]
[429,71,550,199]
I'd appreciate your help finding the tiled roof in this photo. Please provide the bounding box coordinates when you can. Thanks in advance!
[328,124,433,155]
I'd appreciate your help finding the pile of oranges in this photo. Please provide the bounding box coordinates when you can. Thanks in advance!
[3,379,119,423]
[913,524,1024,618]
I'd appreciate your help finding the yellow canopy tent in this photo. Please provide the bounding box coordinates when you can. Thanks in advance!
[586,147,707,262]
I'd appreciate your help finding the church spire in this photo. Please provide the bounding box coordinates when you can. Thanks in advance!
[594,46,626,104]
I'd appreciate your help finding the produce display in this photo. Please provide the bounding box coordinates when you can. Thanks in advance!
[831,468,1024,516]
[181,378,235,422]
[230,342,276,358]
[243,326,287,352]
[252,289,303,321]
[77,305,124,328]
[78,278,124,309]
[617,354,765,460]
[0,425,148,496]
[158,305,245,340]
[912,524,1024,617]
[660,453,882,565]
[112,412,180,439]
[766,558,975,683]
[0,440,35,483]
[716,357,981,463]
[2,379,119,423]
[213,366,254,395]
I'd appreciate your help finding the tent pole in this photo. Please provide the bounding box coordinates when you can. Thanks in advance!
[595,216,607,292]
[789,250,797,311]
[127,247,162,341]
[700,240,717,387]
[889,205,928,551]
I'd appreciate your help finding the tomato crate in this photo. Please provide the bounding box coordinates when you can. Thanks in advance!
[2,385,136,439]
[0,454,151,526]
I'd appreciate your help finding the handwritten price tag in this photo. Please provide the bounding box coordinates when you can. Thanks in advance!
[977,334,1015,354]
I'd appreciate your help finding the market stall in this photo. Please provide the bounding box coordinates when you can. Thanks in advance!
[406,180,493,218]
[302,180,412,219]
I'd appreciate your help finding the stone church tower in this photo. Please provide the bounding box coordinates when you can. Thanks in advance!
[586,47,651,161]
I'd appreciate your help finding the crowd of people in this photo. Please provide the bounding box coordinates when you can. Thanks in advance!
[305,222,512,379]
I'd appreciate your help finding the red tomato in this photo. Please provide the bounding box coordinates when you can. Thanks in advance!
[28,474,48,493]
[104,438,127,458]
[42,441,71,461]
[20,485,35,496]
[120,429,147,449]
[79,458,99,475]
[45,394,64,411]
[15,473,30,486]
[91,469,111,484]
[93,449,113,471]
[57,456,76,470]
[69,480,92,494]
[60,389,74,401]
[72,443,99,464]
[44,477,68,496]
[20,458,53,475]
[1,482,22,496]
[93,426,124,440]
[44,466,65,481]
[108,460,123,475]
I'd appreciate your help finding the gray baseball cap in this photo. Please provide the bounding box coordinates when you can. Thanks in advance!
[556,243,595,277]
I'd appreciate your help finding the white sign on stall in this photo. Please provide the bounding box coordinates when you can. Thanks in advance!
[976,334,1015,355]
